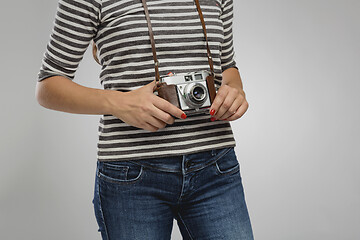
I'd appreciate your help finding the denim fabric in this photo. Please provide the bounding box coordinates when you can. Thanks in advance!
[92,147,254,240]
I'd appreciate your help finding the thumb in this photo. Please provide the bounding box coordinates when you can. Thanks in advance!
[146,79,158,92]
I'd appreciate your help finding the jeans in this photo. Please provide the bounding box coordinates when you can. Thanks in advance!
[92,147,254,240]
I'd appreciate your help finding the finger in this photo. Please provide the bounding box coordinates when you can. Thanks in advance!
[213,88,238,119]
[145,79,157,92]
[209,85,228,116]
[146,115,167,130]
[213,98,234,120]
[150,104,175,125]
[152,95,187,119]
[142,121,159,132]
[217,97,242,120]
[226,100,249,121]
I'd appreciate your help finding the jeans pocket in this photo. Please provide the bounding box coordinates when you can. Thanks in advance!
[214,147,240,176]
[97,160,144,184]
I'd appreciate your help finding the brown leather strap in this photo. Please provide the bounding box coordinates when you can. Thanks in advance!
[140,0,215,87]
[141,0,161,88]
[194,0,215,76]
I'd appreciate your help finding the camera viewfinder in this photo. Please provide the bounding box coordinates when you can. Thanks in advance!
[194,74,202,80]
[185,75,193,82]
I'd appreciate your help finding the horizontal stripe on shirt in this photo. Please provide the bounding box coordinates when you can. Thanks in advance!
[38,0,238,162]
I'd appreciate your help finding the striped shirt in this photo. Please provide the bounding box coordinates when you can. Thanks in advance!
[38,0,238,162]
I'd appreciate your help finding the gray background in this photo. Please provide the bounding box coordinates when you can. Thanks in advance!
[1,0,359,239]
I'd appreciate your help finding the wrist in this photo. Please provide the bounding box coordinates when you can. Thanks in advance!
[102,89,123,115]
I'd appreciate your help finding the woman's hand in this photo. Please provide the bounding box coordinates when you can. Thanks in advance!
[108,80,187,132]
[209,79,249,122]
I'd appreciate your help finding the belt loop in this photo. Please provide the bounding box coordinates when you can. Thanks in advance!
[182,154,186,174]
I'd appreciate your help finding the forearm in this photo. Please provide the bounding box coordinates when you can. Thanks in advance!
[221,67,245,96]
[35,76,118,115]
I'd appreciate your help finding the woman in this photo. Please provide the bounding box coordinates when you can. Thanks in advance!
[35,0,254,239]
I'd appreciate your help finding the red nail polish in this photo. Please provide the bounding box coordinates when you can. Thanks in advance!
[210,117,216,122]
[224,118,228,121]
[181,113,187,119]
[210,109,215,116]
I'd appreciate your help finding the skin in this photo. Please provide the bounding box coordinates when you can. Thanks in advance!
[209,67,249,121]
[35,77,186,132]
[35,67,247,132]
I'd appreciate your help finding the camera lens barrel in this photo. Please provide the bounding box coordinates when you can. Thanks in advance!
[186,83,207,106]
[191,85,206,102]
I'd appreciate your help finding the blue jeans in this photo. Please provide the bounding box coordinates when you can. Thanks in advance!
[92,147,254,240]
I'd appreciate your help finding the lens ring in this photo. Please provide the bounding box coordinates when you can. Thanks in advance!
[183,83,208,107]
[190,84,206,102]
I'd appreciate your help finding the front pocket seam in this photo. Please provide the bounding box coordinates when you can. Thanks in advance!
[215,161,239,175]
[97,166,144,184]
[102,163,130,171]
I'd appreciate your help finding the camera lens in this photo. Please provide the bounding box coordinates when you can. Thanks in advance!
[190,84,206,103]
[193,86,204,101]
[183,83,208,107]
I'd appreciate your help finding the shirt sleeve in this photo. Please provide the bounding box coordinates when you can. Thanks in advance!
[37,0,102,82]
[220,0,238,72]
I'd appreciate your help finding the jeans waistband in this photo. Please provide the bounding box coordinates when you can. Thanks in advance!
[127,147,234,173]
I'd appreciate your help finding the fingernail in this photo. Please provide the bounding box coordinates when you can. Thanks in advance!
[181,113,187,119]
[210,117,216,122]
[224,118,228,121]
[210,109,215,115]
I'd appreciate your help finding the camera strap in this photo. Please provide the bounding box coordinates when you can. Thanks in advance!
[141,0,215,89]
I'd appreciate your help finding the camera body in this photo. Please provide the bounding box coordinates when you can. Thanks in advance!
[155,70,217,116]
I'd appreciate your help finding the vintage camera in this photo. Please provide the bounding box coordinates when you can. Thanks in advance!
[155,70,217,116]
